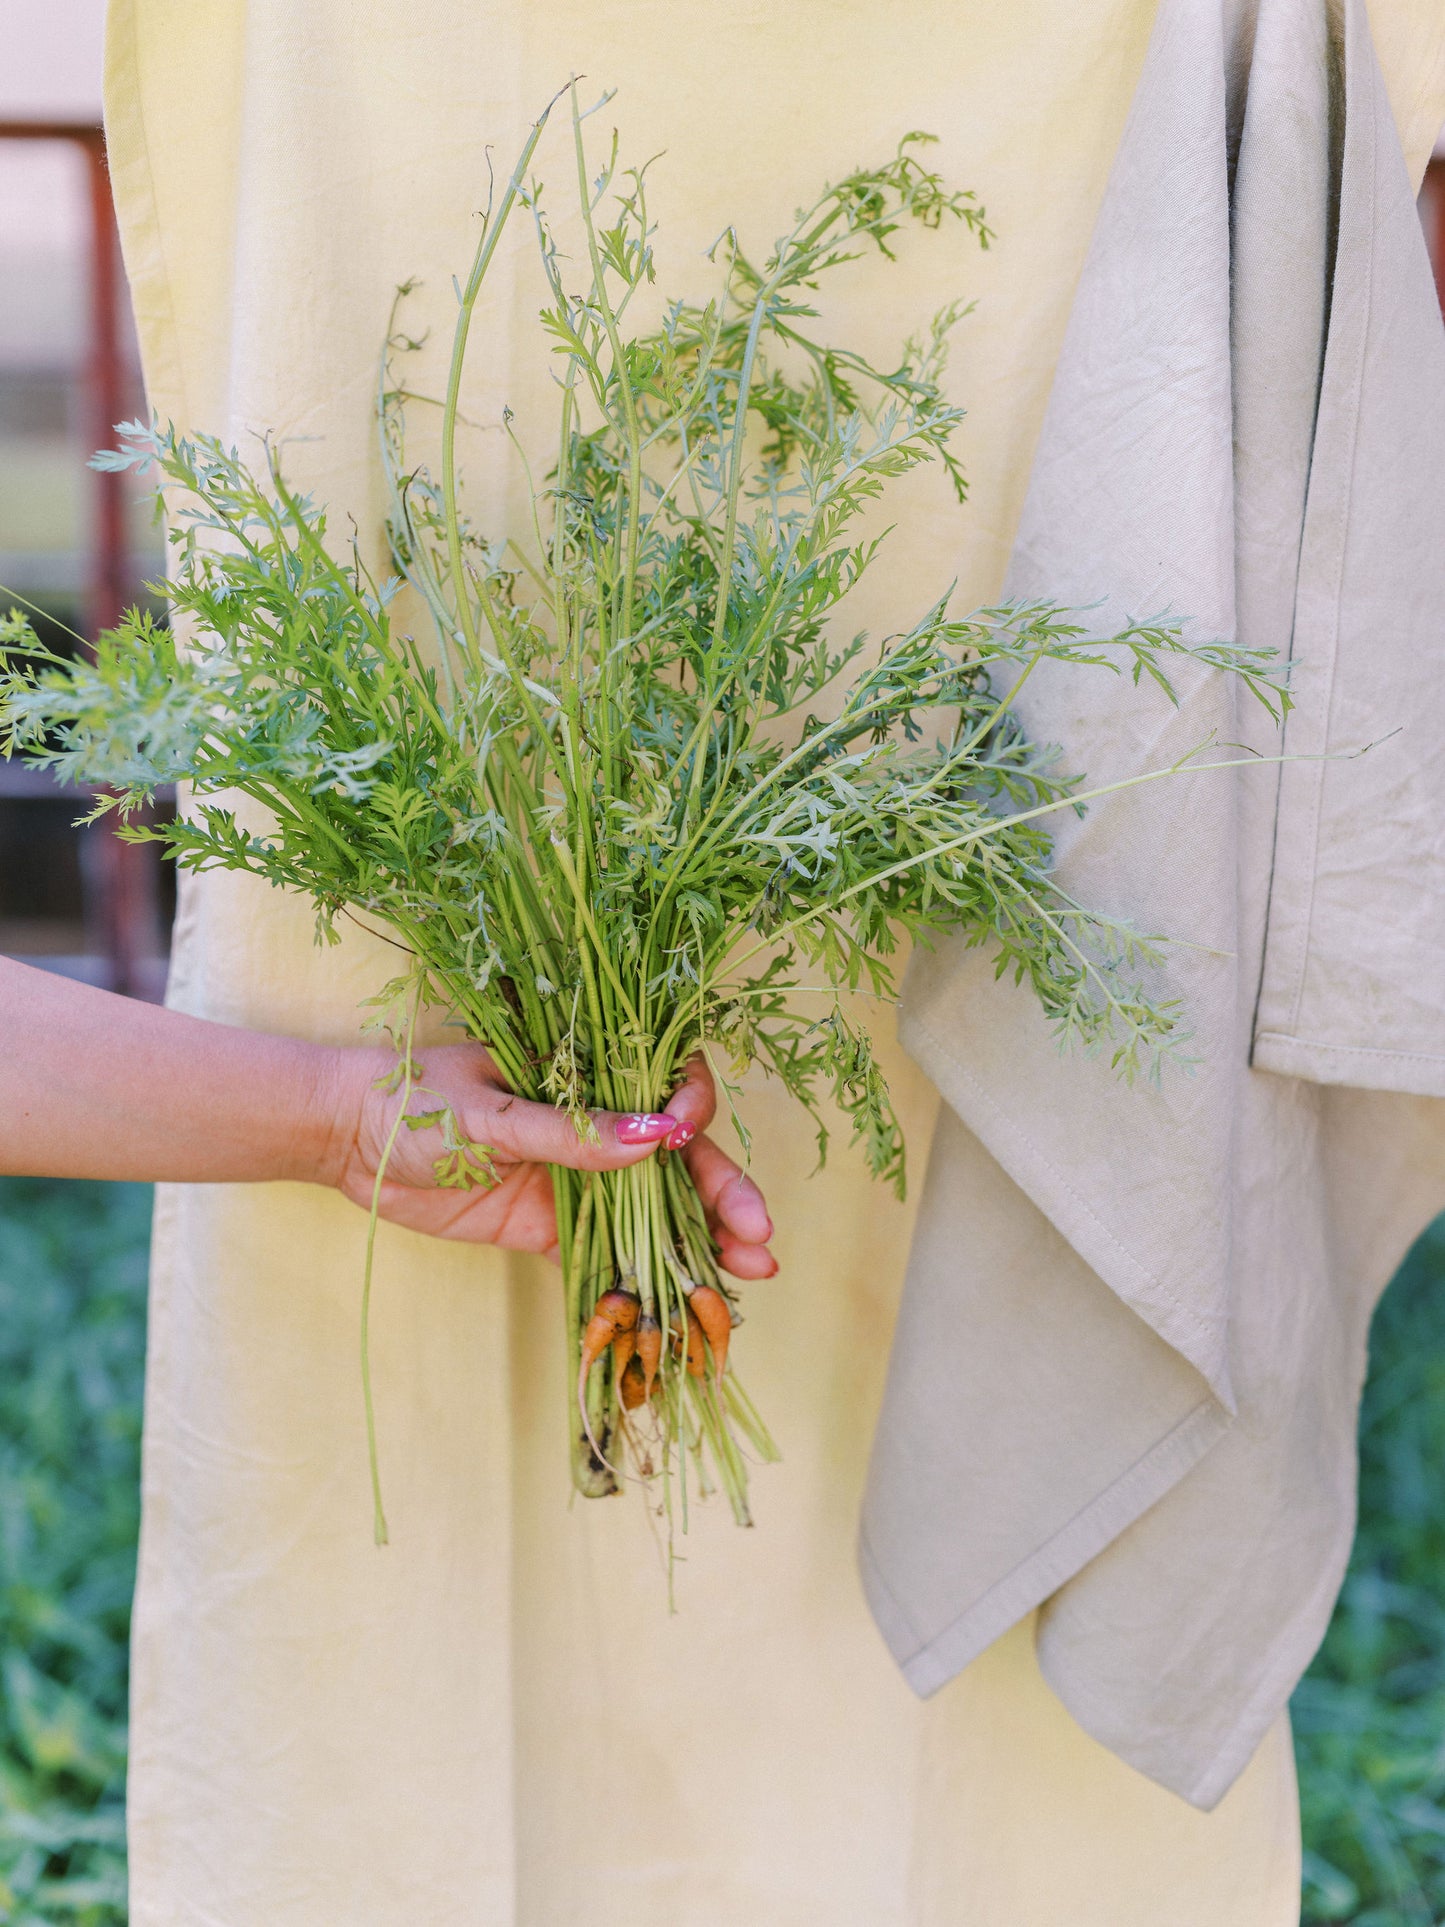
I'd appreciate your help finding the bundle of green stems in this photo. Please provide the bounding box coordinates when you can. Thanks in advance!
[0,86,1282,1549]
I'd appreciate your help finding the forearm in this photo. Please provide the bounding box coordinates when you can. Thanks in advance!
[0,955,350,1184]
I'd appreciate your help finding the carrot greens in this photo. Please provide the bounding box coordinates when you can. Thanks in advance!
[0,88,1284,1545]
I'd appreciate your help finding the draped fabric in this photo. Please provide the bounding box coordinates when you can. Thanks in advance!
[876,0,1445,1808]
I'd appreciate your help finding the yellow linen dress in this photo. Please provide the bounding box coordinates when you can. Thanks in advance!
[102,0,1445,1916]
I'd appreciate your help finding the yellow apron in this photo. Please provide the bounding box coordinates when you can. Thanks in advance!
[100,0,1368,1915]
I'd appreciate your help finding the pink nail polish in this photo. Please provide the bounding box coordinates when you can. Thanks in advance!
[616,1113,677,1145]
[666,1120,697,1150]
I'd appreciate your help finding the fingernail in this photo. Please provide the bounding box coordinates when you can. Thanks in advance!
[665,1120,697,1150]
[616,1113,677,1145]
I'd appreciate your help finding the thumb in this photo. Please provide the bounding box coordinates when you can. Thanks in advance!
[473,1094,680,1171]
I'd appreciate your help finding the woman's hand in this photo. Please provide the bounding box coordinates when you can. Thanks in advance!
[0,957,775,1278]
[323,1044,778,1278]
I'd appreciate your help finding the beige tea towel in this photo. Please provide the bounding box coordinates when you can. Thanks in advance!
[873,0,1445,1810]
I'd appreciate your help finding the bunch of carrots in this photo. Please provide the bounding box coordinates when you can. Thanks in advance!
[583,1275,729,1415]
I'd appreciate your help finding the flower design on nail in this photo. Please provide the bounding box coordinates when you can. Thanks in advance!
[616,1113,675,1144]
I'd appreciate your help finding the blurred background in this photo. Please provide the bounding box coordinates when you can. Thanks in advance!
[0,0,165,1007]
[2,4,1445,1923]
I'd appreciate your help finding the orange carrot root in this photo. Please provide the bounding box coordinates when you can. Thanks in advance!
[612,1326,637,1376]
[578,1288,641,1386]
[687,1283,733,1381]
[575,1289,641,1475]
[683,1302,708,1378]
[619,1355,648,1409]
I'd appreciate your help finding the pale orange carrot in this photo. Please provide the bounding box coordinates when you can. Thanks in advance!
[683,1302,708,1378]
[687,1283,733,1381]
[619,1355,648,1410]
[636,1312,662,1398]
[575,1288,640,1478]
[578,1288,640,1386]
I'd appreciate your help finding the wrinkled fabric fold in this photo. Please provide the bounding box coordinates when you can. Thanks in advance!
[875,0,1445,1807]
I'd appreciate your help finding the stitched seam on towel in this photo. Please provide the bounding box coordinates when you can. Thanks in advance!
[863,1395,1225,1671]
[906,1008,1221,1356]
[1256,1030,1445,1066]
[1280,33,1377,1037]
[1043,1484,1357,1809]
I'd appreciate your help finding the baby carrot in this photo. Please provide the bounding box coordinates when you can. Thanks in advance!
[619,1355,648,1410]
[579,1288,640,1385]
[636,1313,662,1399]
[686,1283,733,1382]
[577,1289,641,1451]
[683,1302,708,1378]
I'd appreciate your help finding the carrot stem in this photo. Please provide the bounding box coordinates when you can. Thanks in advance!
[359,982,425,1547]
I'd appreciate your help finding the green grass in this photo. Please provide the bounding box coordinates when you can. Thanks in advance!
[0,1172,1441,1924]
[0,1178,146,1927]
[1298,1216,1445,1925]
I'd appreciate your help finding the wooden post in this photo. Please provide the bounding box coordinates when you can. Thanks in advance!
[80,130,163,996]
[83,132,128,639]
